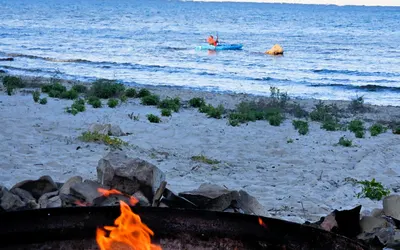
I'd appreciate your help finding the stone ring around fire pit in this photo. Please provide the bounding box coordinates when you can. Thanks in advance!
[0,205,376,250]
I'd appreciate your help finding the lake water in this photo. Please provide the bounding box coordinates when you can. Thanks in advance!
[0,0,399,105]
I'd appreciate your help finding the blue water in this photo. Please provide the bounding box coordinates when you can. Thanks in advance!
[0,0,399,105]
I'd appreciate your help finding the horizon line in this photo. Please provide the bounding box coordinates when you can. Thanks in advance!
[186,0,400,7]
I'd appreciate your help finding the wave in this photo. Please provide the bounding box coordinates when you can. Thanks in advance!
[312,68,400,77]
[310,83,400,92]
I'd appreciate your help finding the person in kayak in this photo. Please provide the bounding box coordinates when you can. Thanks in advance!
[207,35,218,46]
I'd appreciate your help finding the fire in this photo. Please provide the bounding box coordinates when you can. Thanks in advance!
[96,200,161,250]
[75,200,91,207]
[98,188,139,206]
[258,217,267,229]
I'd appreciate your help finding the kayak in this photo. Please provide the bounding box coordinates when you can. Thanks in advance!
[195,44,243,51]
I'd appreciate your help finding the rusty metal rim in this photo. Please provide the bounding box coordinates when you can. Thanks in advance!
[0,206,373,249]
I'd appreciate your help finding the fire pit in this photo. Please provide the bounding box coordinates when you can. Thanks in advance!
[0,205,375,250]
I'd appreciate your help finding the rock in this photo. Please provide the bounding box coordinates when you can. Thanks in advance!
[161,188,197,209]
[70,180,108,204]
[38,191,59,208]
[383,195,400,220]
[320,213,338,231]
[222,200,245,214]
[0,186,25,211]
[11,175,58,200]
[237,190,268,216]
[97,151,165,201]
[358,226,395,246]
[372,208,384,218]
[60,176,83,195]
[360,216,389,233]
[179,183,240,211]
[133,191,151,207]
[265,44,284,55]
[47,196,62,208]
[89,124,125,136]
[10,188,39,209]
[93,194,136,207]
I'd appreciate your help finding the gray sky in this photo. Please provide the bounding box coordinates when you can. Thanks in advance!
[192,0,400,6]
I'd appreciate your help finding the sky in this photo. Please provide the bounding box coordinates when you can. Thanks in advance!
[191,0,400,6]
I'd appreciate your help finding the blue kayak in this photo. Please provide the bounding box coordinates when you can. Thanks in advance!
[195,44,243,51]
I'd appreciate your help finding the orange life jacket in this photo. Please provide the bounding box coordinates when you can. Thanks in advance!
[207,36,217,46]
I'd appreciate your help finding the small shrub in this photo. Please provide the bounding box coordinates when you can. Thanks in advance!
[71,84,87,93]
[125,88,137,98]
[189,97,206,108]
[60,89,79,100]
[191,155,220,165]
[310,101,339,122]
[141,94,160,106]
[338,136,352,147]
[393,127,400,135]
[120,95,127,103]
[128,112,140,121]
[355,130,365,138]
[287,103,309,118]
[321,119,341,131]
[66,99,85,115]
[78,131,128,148]
[158,97,180,112]
[39,98,47,105]
[200,104,224,119]
[268,113,283,126]
[147,114,161,123]
[3,75,24,88]
[161,109,171,117]
[287,138,294,143]
[107,98,119,108]
[357,178,390,201]
[229,119,240,127]
[32,91,40,102]
[292,120,309,135]
[348,120,365,133]
[137,88,151,98]
[6,86,13,95]
[41,82,66,94]
[87,96,102,108]
[369,124,386,136]
[270,86,289,108]
[89,79,125,98]
[349,96,367,113]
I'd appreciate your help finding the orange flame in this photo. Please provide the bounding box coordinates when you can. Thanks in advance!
[258,217,267,229]
[96,200,162,250]
[98,188,138,206]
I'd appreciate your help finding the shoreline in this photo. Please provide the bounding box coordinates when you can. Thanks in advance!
[1,73,400,223]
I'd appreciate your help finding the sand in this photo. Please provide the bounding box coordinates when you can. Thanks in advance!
[1,76,400,224]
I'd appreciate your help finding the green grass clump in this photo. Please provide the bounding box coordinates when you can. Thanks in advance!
[354,130,365,138]
[39,98,47,105]
[87,96,102,108]
[60,89,79,100]
[348,119,366,138]
[200,104,224,119]
[71,84,88,93]
[369,124,386,136]
[120,95,127,103]
[42,82,67,98]
[268,113,283,126]
[393,127,400,135]
[292,120,309,135]
[189,97,206,108]
[141,94,160,106]
[125,88,137,98]
[147,114,161,123]
[161,109,172,117]
[338,136,352,147]
[191,155,220,165]
[310,101,340,122]
[357,178,390,201]
[66,99,85,115]
[137,88,151,98]
[107,98,119,108]
[78,131,128,148]
[158,97,180,112]
[3,75,24,95]
[88,79,125,99]
[321,118,342,131]
[32,91,40,103]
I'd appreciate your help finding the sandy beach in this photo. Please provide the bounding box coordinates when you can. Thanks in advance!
[1,74,400,224]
